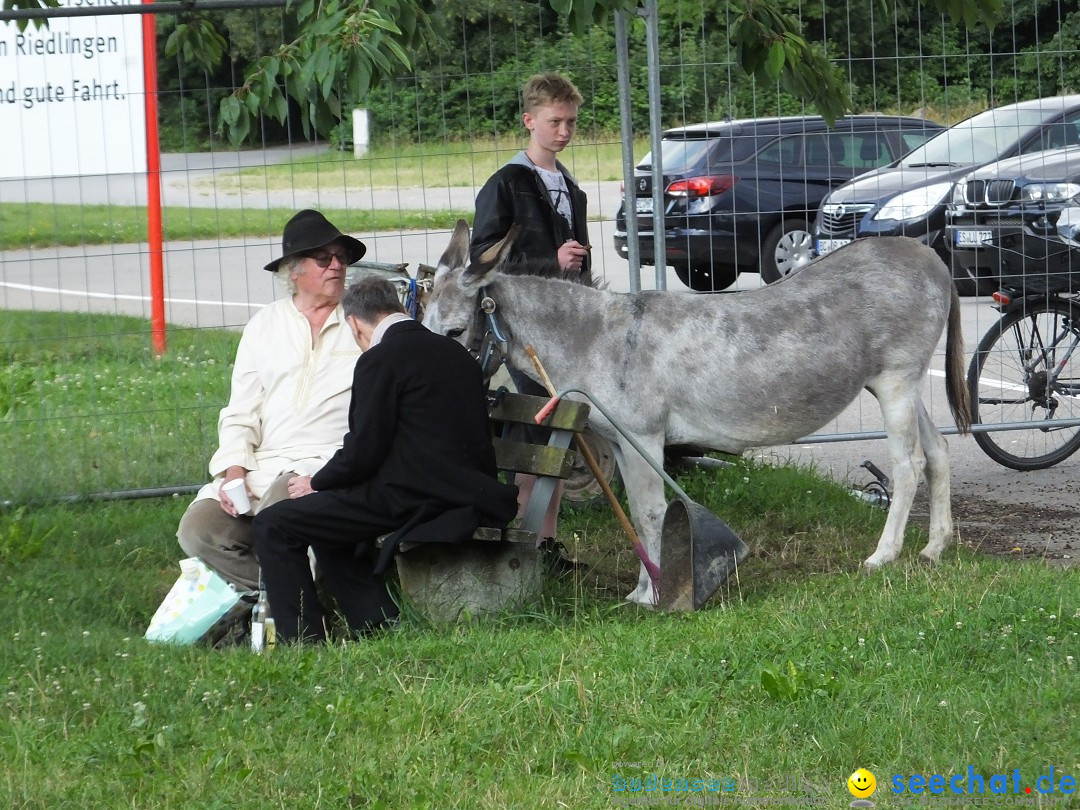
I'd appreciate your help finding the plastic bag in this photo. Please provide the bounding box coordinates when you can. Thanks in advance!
[145,557,243,645]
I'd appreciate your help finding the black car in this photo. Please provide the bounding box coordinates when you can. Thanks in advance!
[613,114,942,292]
[814,95,1080,295]
[945,146,1080,294]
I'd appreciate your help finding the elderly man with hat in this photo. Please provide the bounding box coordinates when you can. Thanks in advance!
[176,210,368,592]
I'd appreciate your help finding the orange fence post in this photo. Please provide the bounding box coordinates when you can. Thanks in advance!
[142,0,166,356]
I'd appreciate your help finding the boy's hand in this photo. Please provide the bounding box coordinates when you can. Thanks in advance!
[558,240,591,273]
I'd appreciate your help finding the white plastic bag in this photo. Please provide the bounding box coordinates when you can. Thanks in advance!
[145,557,243,645]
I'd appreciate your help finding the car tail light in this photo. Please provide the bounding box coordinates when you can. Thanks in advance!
[666,175,737,197]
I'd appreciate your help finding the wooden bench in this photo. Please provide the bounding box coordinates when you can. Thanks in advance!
[382,389,591,623]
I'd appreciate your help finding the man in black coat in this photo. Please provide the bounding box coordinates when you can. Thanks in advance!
[252,277,519,643]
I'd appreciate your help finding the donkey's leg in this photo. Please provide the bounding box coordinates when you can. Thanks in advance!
[916,401,953,563]
[611,437,667,606]
[864,384,922,570]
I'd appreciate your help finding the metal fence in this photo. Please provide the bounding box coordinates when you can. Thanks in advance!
[1,0,1077,501]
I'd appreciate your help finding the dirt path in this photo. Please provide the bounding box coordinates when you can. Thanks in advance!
[914,492,1077,567]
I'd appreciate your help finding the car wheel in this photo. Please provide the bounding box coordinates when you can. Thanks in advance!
[562,428,621,506]
[674,262,739,292]
[760,219,814,283]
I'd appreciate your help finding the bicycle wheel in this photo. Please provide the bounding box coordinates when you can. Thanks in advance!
[968,297,1080,470]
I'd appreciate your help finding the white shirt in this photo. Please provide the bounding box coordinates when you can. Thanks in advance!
[535,164,573,227]
[369,312,414,348]
[194,296,361,503]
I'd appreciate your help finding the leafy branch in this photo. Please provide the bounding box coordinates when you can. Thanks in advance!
[3,0,1002,141]
[731,0,847,123]
[1,0,57,31]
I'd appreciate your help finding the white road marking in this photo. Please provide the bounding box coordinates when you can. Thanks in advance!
[0,281,264,309]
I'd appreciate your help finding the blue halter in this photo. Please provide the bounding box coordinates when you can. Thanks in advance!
[476,285,509,380]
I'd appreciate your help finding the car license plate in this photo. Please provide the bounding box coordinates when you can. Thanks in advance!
[635,197,653,214]
[954,229,993,247]
[816,238,851,255]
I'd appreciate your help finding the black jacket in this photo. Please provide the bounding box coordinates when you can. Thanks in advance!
[470,154,591,283]
[311,320,518,527]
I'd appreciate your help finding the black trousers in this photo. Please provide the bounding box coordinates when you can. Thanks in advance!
[252,490,401,643]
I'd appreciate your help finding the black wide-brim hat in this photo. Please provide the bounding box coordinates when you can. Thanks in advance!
[263,209,367,272]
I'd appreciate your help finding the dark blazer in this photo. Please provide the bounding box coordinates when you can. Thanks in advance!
[311,320,518,527]
[471,158,591,283]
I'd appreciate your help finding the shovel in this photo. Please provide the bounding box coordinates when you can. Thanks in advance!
[532,376,749,612]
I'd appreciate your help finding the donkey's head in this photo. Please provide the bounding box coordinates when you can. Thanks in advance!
[422,219,517,352]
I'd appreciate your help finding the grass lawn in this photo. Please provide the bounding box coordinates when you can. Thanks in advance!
[204,136,636,192]
[1,103,984,253]
[2,310,1077,807]
[2,498,1076,807]
[0,136,630,251]
[0,310,238,501]
[0,203,473,251]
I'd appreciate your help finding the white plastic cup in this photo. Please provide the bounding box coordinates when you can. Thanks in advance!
[221,478,252,516]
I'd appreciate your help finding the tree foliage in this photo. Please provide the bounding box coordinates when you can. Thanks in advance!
[4,0,1010,145]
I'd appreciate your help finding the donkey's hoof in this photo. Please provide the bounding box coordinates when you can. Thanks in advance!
[917,550,941,566]
[625,586,657,608]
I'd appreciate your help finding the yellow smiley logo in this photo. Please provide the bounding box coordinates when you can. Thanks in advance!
[847,768,877,798]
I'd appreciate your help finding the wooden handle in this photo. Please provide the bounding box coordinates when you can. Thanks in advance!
[526,346,561,425]
[524,345,553,389]
[524,345,661,586]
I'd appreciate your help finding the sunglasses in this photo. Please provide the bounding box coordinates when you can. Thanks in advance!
[303,249,350,268]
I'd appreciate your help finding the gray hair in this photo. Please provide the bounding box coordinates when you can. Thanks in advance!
[274,254,306,294]
[343,276,404,324]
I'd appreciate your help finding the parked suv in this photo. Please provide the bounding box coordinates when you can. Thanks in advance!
[814,95,1080,295]
[613,114,942,291]
[945,145,1080,294]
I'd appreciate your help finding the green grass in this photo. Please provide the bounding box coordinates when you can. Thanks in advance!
[2,309,1078,806]
[0,310,239,500]
[0,203,473,251]
[207,107,978,194]
[4,110,983,251]
[1,497,1076,807]
[206,136,637,193]
[0,136,627,250]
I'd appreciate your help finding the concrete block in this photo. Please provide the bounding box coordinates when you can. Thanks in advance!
[395,541,541,623]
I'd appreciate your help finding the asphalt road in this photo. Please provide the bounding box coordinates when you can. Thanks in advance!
[1,148,1077,561]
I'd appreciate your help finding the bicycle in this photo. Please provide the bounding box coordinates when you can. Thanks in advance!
[966,234,1080,470]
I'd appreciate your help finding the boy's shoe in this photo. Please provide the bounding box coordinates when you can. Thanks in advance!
[539,537,585,576]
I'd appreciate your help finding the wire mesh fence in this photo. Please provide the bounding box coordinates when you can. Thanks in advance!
[2,0,1080,502]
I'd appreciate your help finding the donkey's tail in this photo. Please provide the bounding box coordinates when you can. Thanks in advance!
[945,284,971,434]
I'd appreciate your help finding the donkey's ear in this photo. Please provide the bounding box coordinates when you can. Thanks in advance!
[435,219,471,276]
[460,223,519,291]
[474,224,521,271]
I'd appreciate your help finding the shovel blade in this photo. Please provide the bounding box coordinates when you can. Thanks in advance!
[658,498,749,611]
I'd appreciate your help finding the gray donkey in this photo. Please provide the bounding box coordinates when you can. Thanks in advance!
[424,220,970,606]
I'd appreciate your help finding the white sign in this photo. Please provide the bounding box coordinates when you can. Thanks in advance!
[0,0,146,179]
